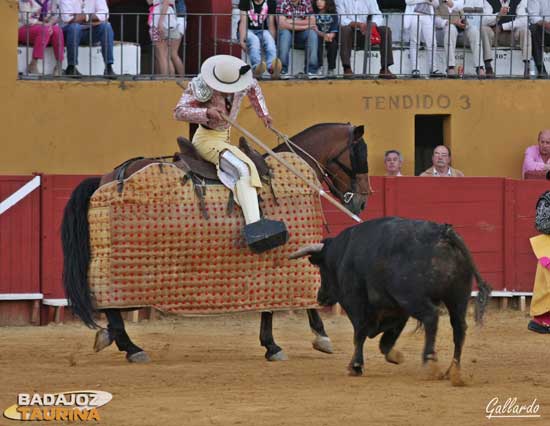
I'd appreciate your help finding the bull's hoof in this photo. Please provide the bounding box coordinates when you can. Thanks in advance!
[447,360,466,387]
[312,335,334,354]
[126,351,151,363]
[347,363,363,376]
[424,359,443,380]
[267,350,289,361]
[93,328,113,353]
[385,349,405,365]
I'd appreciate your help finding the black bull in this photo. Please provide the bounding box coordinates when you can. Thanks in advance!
[290,217,492,386]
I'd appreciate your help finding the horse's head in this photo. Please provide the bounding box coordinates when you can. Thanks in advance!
[276,123,371,215]
[324,124,371,215]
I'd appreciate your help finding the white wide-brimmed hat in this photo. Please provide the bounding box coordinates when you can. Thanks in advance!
[200,55,253,94]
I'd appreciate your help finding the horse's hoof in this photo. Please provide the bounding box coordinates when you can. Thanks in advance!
[312,335,334,354]
[93,328,113,352]
[385,349,405,365]
[267,350,289,361]
[347,363,363,376]
[126,351,151,363]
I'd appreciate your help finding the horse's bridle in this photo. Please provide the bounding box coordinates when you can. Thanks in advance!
[270,124,370,207]
[324,125,370,206]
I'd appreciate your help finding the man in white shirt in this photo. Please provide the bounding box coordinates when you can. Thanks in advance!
[384,150,404,176]
[480,0,531,78]
[59,0,115,77]
[405,0,444,77]
[528,0,550,78]
[441,0,487,77]
[336,0,396,78]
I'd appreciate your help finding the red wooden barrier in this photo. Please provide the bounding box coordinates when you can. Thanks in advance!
[2,174,549,325]
[0,176,41,325]
[41,175,94,301]
[509,180,550,291]
[0,176,40,296]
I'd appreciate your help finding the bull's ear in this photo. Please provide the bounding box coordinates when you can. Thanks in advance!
[353,125,365,140]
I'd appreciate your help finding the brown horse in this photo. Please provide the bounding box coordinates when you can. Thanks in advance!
[61,123,370,362]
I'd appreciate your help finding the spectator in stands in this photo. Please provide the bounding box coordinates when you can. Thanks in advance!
[420,145,465,176]
[147,0,185,76]
[173,0,187,75]
[384,150,404,176]
[276,0,320,79]
[238,0,282,79]
[522,129,550,179]
[441,0,487,78]
[337,0,396,79]
[481,0,531,78]
[59,0,115,77]
[527,191,550,334]
[313,0,338,77]
[405,0,445,77]
[18,0,65,75]
[528,0,550,79]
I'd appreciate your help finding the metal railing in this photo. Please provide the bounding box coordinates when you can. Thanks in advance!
[16,12,550,80]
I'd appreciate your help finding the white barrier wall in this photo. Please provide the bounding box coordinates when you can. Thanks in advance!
[17,42,141,76]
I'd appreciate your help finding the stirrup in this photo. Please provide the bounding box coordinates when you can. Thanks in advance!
[243,218,289,253]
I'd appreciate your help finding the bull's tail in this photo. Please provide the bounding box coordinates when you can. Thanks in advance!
[61,177,101,328]
[444,225,492,324]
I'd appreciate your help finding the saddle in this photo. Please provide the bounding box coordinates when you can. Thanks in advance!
[175,136,272,184]
[110,137,274,220]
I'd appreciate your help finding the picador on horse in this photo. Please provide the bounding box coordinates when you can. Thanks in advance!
[61,54,372,363]
[173,54,287,252]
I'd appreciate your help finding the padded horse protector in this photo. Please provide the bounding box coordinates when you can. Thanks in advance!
[87,152,323,315]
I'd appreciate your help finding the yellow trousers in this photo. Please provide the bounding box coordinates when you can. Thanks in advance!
[192,126,262,189]
[530,234,550,316]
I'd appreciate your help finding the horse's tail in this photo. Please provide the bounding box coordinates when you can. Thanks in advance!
[61,177,101,328]
[444,225,493,325]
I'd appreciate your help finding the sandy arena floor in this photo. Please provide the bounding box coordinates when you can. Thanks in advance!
[0,309,549,426]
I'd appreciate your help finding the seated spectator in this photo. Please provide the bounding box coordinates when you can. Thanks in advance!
[276,0,320,79]
[313,0,338,77]
[59,0,115,77]
[528,191,550,334]
[522,129,550,179]
[238,0,282,79]
[405,0,445,77]
[528,0,550,79]
[147,0,185,76]
[441,0,487,78]
[18,0,65,75]
[481,0,531,78]
[337,0,396,79]
[420,145,465,176]
[384,150,404,176]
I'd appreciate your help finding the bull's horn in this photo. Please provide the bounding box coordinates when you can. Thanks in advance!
[288,243,324,259]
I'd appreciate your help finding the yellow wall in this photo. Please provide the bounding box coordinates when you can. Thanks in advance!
[2,0,549,178]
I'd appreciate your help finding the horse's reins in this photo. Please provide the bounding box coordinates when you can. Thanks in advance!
[223,114,362,223]
[269,126,338,186]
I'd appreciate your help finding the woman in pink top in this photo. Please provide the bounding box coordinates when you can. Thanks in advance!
[18,0,65,75]
[523,130,550,179]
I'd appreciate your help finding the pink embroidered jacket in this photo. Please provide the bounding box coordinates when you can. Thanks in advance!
[173,78,269,131]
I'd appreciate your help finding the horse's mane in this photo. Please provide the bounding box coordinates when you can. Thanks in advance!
[290,123,350,141]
